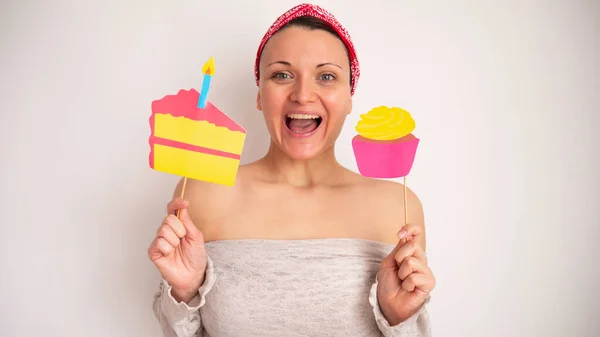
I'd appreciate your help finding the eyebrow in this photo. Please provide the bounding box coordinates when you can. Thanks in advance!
[266,61,343,70]
[317,62,343,70]
[267,61,291,67]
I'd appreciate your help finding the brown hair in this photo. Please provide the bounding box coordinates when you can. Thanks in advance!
[285,16,345,40]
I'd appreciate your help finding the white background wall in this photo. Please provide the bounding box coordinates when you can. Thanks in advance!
[1,0,598,336]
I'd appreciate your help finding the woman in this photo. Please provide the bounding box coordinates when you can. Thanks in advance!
[148,4,435,336]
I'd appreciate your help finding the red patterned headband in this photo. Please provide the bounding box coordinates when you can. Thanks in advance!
[254,3,360,95]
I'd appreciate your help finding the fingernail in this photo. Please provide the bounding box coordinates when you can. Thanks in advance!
[398,230,407,239]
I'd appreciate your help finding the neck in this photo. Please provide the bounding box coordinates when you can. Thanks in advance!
[259,141,345,187]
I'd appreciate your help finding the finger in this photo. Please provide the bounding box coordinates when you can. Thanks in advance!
[397,256,432,282]
[394,239,427,267]
[178,208,201,241]
[397,224,423,242]
[163,214,186,238]
[148,237,173,261]
[402,273,435,294]
[382,224,424,268]
[397,256,429,280]
[157,224,181,247]
[156,237,175,256]
[167,198,190,215]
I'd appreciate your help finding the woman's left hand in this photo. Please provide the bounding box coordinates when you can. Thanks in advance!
[377,224,435,325]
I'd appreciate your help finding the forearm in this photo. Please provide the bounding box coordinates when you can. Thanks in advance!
[378,299,425,327]
[171,276,206,304]
[368,277,431,336]
[152,256,216,337]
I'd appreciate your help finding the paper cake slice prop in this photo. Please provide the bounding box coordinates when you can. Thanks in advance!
[149,57,246,186]
[352,106,419,178]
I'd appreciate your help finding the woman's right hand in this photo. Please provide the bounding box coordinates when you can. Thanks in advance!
[148,198,207,303]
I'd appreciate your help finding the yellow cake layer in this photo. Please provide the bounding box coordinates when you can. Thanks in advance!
[154,144,240,186]
[154,113,246,155]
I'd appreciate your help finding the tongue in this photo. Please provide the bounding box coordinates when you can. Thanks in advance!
[288,118,318,134]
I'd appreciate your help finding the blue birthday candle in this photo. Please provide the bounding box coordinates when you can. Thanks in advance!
[197,57,214,109]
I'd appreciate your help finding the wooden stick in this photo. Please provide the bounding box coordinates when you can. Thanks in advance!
[403,175,408,226]
[403,175,411,244]
[176,177,188,219]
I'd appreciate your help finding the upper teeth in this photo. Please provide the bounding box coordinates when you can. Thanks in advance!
[287,114,320,119]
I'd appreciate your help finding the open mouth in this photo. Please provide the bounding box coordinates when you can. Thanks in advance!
[285,114,323,134]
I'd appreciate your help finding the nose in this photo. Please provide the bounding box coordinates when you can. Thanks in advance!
[289,76,316,105]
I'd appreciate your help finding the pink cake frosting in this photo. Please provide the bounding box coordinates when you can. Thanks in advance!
[150,89,246,133]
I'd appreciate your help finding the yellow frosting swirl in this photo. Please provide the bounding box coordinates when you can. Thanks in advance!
[355,106,415,140]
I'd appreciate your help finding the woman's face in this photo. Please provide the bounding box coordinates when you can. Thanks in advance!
[257,26,352,160]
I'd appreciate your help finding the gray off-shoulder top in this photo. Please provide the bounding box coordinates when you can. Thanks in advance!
[153,238,431,336]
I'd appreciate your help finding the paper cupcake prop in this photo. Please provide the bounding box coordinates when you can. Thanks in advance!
[352,106,419,225]
[149,57,246,210]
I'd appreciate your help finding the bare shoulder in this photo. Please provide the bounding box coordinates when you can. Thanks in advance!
[172,175,241,231]
[352,175,426,249]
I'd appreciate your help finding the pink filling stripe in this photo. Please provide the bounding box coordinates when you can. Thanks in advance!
[151,136,241,160]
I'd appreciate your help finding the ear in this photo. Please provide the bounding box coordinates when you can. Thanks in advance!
[256,90,262,111]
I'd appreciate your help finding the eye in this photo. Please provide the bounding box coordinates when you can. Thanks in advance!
[320,73,336,81]
[272,72,292,80]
